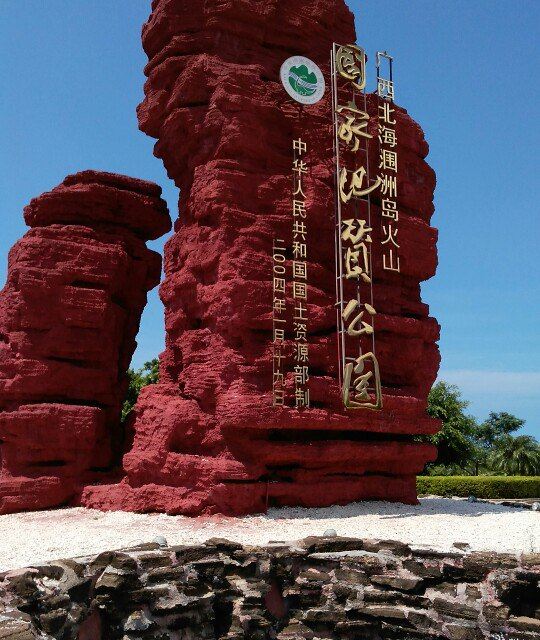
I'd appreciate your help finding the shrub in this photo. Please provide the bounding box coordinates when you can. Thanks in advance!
[417,476,540,499]
[122,358,159,422]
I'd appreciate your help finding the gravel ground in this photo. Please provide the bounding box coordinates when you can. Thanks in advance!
[0,497,538,571]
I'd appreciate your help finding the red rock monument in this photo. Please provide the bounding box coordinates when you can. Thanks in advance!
[0,172,171,514]
[81,0,441,515]
[0,0,440,516]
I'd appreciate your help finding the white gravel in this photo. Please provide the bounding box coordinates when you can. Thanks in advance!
[0,498,538,571]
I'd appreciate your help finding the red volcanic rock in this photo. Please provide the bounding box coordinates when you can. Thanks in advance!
[0,171,171,514]
[82,0,441,515]
[24,170,170,240]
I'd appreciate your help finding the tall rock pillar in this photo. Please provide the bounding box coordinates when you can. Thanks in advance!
[83,0,440,515]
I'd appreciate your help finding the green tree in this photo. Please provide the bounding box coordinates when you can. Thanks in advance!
[423,383,535,477]
[473,412,525,474]
[476,412,525,446]
[425,382,479,471]
[122,358,159,422]
[491,435,540,476]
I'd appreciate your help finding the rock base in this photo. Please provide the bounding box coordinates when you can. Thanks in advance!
[1,537,538,639]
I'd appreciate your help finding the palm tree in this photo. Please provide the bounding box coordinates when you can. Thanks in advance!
[491,435,540,476]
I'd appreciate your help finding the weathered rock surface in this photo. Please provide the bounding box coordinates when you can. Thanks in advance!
[1,538,538,639]
[0,171,171,514]
[83,0,440,515]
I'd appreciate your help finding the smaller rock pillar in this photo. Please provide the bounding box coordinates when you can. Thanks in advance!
[0,171,171,513]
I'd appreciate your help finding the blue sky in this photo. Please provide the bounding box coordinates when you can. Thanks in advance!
[1,1,538,437]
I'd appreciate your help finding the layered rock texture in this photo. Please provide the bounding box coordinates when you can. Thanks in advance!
[0,171,171,514]
[1,537,539,639]
[83,0,441,515]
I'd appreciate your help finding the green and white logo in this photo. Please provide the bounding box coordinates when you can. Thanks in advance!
[280,56,325,105]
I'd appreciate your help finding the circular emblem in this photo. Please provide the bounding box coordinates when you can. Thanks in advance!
[280,56,326,105]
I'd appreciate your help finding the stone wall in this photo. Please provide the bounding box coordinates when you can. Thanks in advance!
[0,171,171,514]
[1,537,538,639]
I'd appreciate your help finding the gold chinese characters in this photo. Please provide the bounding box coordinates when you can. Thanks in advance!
[272,238,286,406]
[339,167,381,204]
[343,352,382,410]
[377,83,400,273]
[292,138,310,409]
[341,219,372,282]
[272,138,310,409]
[336,104,370,152]
[336,44,366,91]
[333,42,383,411]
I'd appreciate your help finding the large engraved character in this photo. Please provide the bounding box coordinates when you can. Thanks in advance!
[341,219,372,282]
[343,352,382,410]
[336,105,371,152]
[336,44,366,90]
[339,167,381,203]
[342,300,376,336]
